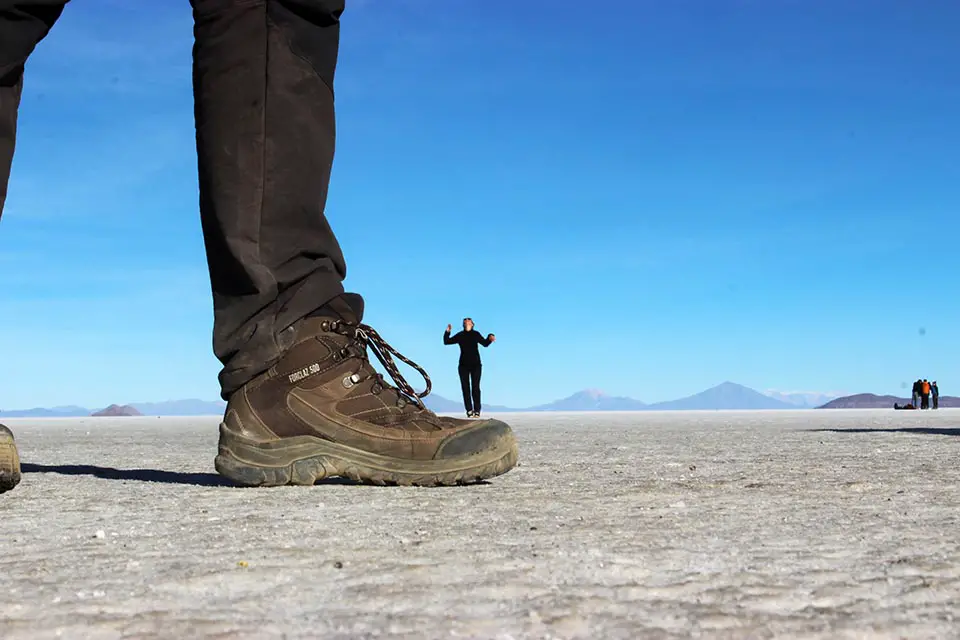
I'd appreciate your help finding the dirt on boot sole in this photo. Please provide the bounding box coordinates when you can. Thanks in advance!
[214,420,519,487]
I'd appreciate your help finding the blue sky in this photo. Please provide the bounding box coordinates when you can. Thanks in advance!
[1,0,957,409]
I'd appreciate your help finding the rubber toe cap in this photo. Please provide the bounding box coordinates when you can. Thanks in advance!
[434,419,516,459]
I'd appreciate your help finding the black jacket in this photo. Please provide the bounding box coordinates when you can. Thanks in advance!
[443,329,492,367]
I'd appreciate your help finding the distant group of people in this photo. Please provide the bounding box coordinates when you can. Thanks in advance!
[899,379,940,410]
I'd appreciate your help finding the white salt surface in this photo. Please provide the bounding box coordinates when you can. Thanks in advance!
[1,409,959,639]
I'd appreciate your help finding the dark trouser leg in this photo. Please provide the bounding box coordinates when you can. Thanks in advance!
[471,365,482,414]
[191,0,350,399]
[458,365,473,413]
[0,1,67,217]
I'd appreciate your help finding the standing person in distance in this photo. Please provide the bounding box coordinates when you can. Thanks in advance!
[444,318,495,418]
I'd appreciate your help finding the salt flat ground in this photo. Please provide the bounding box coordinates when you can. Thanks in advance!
[1,409,959,639]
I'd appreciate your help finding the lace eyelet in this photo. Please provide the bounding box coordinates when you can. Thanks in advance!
[371,383,382,395]
[342,373,361,389]
[396,398,406,408]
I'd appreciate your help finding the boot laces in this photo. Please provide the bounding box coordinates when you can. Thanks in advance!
[332,321,432,410]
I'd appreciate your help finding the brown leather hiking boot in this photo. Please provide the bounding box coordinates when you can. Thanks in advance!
[214,296,519,487]
[0,424,21,493]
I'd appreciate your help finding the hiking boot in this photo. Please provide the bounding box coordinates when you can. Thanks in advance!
[214,295,519,487]
[0,424,22,493]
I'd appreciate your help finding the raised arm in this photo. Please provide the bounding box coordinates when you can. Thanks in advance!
[479,332,495,347]
[443,325,461,345]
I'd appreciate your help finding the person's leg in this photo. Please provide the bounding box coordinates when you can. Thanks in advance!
[1,1,67,217]
[458,364,473,414]
[193,0,519,486]
[0,0,69,494]
[471,365,482,415]
[191,0,348,398]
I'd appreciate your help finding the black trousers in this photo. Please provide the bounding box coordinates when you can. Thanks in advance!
[458,363,482,414]
[0,0,350,398]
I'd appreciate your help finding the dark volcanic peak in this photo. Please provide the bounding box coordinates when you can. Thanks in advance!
[91,404,143,417]
[817,393,904,409]
[818,393,960,409]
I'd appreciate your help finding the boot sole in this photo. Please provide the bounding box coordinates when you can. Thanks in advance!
[0,430,22,494]
[214,422,519,487]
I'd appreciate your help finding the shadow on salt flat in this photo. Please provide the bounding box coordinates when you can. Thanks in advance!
[806,427,960,437]
[20,463,359,487]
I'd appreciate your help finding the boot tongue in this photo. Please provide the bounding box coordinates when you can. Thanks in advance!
[314,292,364,325]
[308,295,432,415]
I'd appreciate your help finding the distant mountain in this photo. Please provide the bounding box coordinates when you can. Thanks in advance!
[818,393,960,409]
[91,404,142,417]
[0,405,90,418]
[10,383,918,418]
[423,394,516,414]
[1,400,226,418]
[131,399,226,416]
[528,389,647,412]
[3,395,520,418]
[764,390,840,409]
[646,382,795,411]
